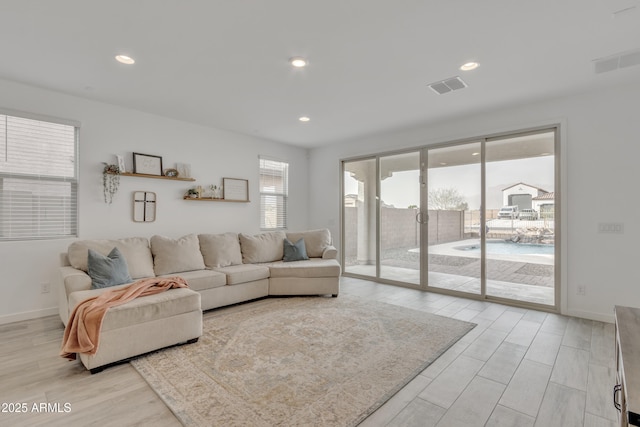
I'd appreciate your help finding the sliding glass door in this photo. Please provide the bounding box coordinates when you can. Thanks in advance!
[425,142,482,296]
[379,152,421,285]
[341,127,559,310]
[343,158,377,277]
[484,131,556,306]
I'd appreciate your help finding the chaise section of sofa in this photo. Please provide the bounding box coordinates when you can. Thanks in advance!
[57,237,202,372]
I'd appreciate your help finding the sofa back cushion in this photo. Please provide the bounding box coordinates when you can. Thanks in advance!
[239,231,286,264]
[285,229,331,258]
[199,233,243,268]
[150,234,206,276]
[67,237,155,279]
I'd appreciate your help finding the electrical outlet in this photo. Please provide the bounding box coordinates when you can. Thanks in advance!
[577,285,586,296]
[40,282,50,294]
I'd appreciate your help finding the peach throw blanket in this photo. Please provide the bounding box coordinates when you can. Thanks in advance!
[60,276,188,360]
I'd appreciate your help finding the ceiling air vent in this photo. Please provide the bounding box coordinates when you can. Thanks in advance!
[594,48,640,74]
[428,76,468,95]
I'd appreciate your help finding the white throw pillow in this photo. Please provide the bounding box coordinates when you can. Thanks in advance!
[67,237,155,279]
[239,231,286,264]
[199,233,243,268]
[150,234,206,276]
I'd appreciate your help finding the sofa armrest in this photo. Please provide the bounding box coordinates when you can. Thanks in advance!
[322,245,338,260]
[58,266,92,325]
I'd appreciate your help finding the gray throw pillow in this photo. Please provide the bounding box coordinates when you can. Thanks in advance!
[283,238,309,262]
[87,247,132,289]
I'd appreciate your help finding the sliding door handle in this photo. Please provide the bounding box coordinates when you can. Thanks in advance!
[614,384,622,411]
[415,211,429,225]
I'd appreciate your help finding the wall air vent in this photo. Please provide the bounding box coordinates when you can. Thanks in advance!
[594,48,640,74]
[428,76,468,94]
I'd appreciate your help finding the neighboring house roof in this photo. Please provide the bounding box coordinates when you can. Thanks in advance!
[502,182,550,193]
[532,192,554,200]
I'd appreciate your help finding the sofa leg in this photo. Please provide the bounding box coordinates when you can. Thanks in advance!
[186,337,199,344]
[90,366,104,375]
[332,294,338,298]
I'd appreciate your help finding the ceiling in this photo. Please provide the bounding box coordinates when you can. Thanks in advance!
[1,0,639,148]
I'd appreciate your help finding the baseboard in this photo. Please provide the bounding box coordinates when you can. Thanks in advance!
[0,307,59,325]
[565,308,614,324]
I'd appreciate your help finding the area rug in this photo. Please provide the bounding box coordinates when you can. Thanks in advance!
[131,296,475,426]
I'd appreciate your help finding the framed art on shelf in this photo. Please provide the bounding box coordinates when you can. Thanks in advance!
[133,153,163,176]
[176,163,191,178]
[116,155,126,173]
[223,178,249,201]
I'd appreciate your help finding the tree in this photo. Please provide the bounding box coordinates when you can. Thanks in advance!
[428,187,468,210]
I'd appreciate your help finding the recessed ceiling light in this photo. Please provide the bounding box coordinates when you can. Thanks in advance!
[440,162,447,166]
[115,55,135,65]
[472,152,480,156]
[290,57,308,68]
[299,116,311,122]
[460,62,479,71]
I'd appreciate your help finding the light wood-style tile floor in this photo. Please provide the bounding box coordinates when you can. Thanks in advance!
[0,277,618,426]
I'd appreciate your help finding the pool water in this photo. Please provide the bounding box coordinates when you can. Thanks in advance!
[455,241,554,255]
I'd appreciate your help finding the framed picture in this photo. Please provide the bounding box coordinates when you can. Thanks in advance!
[116,155,126,173]
[223,178,249,201]
[133,153,163,176]
[176,162,191,178]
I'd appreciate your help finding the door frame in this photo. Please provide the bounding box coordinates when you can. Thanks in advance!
[340,123,562,314]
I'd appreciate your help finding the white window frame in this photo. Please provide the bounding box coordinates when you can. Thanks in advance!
[0,109,79,241]
[259,156,288,230]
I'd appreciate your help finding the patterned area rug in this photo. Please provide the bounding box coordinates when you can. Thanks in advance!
[131,295,475,426]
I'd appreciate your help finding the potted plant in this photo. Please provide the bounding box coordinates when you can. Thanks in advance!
[103,163,120,204]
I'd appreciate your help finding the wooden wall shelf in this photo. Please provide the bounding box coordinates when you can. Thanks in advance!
[120,172,195,182]
[183,197,249,203]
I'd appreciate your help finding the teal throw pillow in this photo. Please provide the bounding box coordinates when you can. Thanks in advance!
[283,238,309,262]
[87,247,132,289]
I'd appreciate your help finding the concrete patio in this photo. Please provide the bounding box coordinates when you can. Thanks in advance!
[345,239,555,306]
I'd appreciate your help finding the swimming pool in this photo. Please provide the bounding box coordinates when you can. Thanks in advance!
[454,241,554,255]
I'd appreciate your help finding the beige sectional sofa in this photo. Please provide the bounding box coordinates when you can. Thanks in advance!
[57,229,340,372]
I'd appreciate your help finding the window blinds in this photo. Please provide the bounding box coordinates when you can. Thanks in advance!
[0,114,78,240]
[259,156,288,230]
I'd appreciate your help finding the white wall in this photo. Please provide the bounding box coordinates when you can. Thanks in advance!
[0,78,309,324]
[308,80,640,322]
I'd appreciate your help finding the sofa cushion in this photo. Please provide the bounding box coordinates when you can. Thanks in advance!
[158,270,226,291]
[87,247,132,289]
[283,238,309,262]
[213,264,270,285]
[68,287,200,332]
[68,237,155,279]
[285,229,331,258]
[267,258,341,278]
[151,234,206,276]
[199,233,243,268]
[239,231,286,264]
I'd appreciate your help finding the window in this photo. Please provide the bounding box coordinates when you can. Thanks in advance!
[259,156,288,230]
[0,112,78,240]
